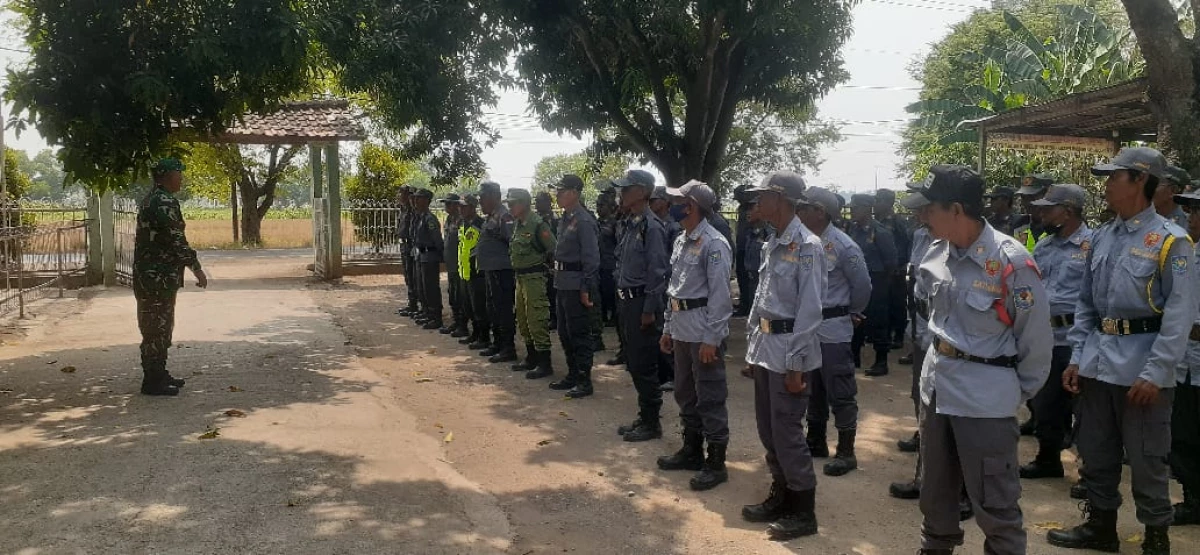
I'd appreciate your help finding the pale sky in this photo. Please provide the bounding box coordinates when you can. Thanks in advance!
[0,0,984,193]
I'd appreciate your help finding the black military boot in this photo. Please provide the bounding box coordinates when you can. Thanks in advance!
[525,351,553,380]
[421,318,443,330]
[1019,440,1064,479]
[918,549,954,554]
[165,374,186,388]
[806,425,829,458]
[1019,416,1036,436]
[824,429,858,477]
[140,371,180,396]
[865,346,890,376]
[549,366,578,391]
[1070,479,1088,500]
[467,330,491,350]
[450,323,471,338]
[689,442,728,491]
[512,344,537,372]
[767,488,819,540]
[889,479,921,499]
[438,322,454,334]
[898,431,920,453]
[565,368,593,399]
[489,342,518,364]
[623,417,662,442]
[479,342,501,357]
[742,481,789,522]
[1142,525,1170,554]
[658,430,705,471]
[617,418,645,436]
[1046,503,1120,552]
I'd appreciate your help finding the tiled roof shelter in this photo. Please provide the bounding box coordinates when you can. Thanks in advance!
[216,99,367,144]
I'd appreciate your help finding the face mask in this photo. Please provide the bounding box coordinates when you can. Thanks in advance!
[669,203,689,222]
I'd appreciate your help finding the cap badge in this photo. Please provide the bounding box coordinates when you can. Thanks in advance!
[985,259,1001,277]
[1144,232,1162,248]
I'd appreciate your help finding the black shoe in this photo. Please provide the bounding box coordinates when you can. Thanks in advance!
[450,326,470,338]
[658,381,674,392]
[165,374,186,388]
[1046,503,1120,552]
[742,481,789,523]
[622,421,662,442]
[1019,417,1036,436]
[480,345,501,357]
[617,418,644,436]
[489,348,518,364]
[140,382,180,396]
[898,352,913,365]
[690,442,728,491]
[823,430,857,477]
[565,382,593,399]
[525,351,553,380]
[549,376,578,391]
[468,339,490,350]
[959,500,974,522]
[1070,481,1087,500]
[767,488,818,540]
[414,316,432,325]
[438,325,454,334]
[606,354,626,366]
[865,359,890,377]
[658,430,705,471]
[889,480,920,499]
[918,549,954,554]
[422,320,443,330]
[1142,525,1170,554]
[898,431,920,453]
[398,306,418,316]
[1173,500,1200,525]
[806,427,829,458]
[1019,457,1064,479]
[512,346,537,372]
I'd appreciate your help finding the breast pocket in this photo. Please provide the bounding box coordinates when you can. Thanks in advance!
[1119,255,1158,310]
[964,289,1007,335]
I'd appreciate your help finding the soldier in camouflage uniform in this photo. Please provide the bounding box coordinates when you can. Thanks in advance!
[133,158,208,396]
[536,191,560,330]
[507,188,558,379]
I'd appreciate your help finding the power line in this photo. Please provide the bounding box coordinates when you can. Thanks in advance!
[0,45,30,54]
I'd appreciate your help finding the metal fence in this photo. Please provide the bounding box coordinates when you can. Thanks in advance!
[341,199,405,263]
[0,199,91,317]
[113,197,138,286]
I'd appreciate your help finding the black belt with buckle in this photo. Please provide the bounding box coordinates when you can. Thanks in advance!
[1050,314,1075,328]
[1098,316,1162,336]
[670,297,708,311]
[1190,324,1200,342]
[932,336,1017,368]
[914,299,929,320]
[758,318,795,334]
[554,261,582,271]
[618,286,646,300]
[822,306,850,320]
[417,246,437,253]
[515,266,545,275]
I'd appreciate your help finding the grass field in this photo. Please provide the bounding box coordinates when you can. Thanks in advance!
[186,219,317,250]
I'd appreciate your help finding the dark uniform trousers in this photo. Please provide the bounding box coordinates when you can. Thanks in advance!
[1077,377,1174,526]
[911,345,925,418]
[673,340,730,443]
[135,289,177,378]
[1172,381,1200,502]
[735,249,754,312]
[599,268,617,322]
[888,273,907,341]
[920,395,1025,553]
[447,268,465,328]
[852,271,891,357]
[465,269,490,339]
[753,367,817,492]
[403,250,420,310]
[557,285,597,379]
[419,256,442,321]
[807,342,859,431]
[619,296,663,422]
[485,269,516,348]
[1030,346,1073,448]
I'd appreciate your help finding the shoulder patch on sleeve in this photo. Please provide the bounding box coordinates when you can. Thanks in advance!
[1013,286,1035,311]
[1172,255,1189,275]
[799,254,814,271]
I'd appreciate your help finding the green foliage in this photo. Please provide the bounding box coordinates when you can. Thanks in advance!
[530,149,633,207]
[719,103,842,189]
[3,148,32,201]
[344,143,430,202]
[489,0,855,186]
[12,149,73,201]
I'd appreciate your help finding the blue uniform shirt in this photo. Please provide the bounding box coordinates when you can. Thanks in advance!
[919,224,1053,418]
[663,219,733,346]
[1070,205,1195,388]
[745,216,827,374]
[554,205,601,292]
[816,224,872,344]
[910,227,936,350]
[1033,224,1093,347]
[616,207,670,314]
[847,219,899,274]
[1178,242,1200,386]
[477,205,515,271]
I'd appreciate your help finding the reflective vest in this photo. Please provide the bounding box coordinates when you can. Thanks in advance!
[458,224,479,281]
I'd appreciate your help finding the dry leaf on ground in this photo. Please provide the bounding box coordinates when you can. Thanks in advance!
[224,409,247,418]
[198,428,221,440]
[59,366,76,373]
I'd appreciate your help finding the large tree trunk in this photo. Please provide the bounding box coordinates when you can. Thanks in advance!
[237,178,264,246]
[1121,0,1200,170]
[230,180,239,243]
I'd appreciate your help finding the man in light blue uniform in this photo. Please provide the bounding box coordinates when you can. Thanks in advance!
[656,180,733,491]
[1170,189,1200,527]
[739,171,827,541]
[1155,165,1191,230]
[911,164,1052,555]
[1051,147,1195,555]
[1020,184,1093,481]
[796,187,872,477]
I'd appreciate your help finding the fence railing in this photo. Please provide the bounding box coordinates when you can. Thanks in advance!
[113,197,138,286]
[0,222,90,318]
[341,199,405,263]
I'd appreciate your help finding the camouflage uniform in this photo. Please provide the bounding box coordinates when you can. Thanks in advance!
[133,185,201,390]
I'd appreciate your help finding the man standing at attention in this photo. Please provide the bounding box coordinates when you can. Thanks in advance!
[477,181,519,363]
[550,174,602,399]
[134,158,208,396]
[506,188,557,380]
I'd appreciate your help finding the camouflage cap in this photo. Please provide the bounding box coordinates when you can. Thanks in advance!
[152,157,185,176]
[505,188,532,204]
[479,181,502,196]
[457,193,479,206]
[440,193,462,204]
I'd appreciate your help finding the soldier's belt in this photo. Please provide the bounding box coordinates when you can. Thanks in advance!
[914,299,929,320]
[416,246,438,253]
[1098,316,1162,336]
[932,336,1017,369]
[554,261,582,271]
[1190,324,1200,342]
[758,318,795,334]
[1050,314,1075,328]
[618,286,646,300]
[822,306,850,320]
[670,297,708,311]
[515,265,545,275]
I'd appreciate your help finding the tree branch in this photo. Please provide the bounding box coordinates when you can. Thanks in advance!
[1120,0,1200,164]
[616,11,675,141]
[683,10,727,178]
[701,44,747,183]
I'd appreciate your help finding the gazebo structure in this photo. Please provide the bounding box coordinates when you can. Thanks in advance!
[965,78,1156,174]
[215,99,367,280]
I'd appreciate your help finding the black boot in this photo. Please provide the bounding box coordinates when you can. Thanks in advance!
[689,442,728,491]
[140,371,180,396]
[742,481,789,522]
[889,479,920,499]
[525,351,553,380]
[823,429,858,477]
[479,342,501,357]
[1173,488,1200,525]
[1019,416,1036,436]
[1019,441,1064,479]
[617,418,645,436]
[1070,480,1088,500]
[658,430,705,471]
[1142,525,1170,555]
[549,368,578,391]
[565,368,593,399]
[467,330,491,350]
[489,343,518,364]
[898,431,920,453]
[458,326,477,344]
[1046,503,1120,552]
[865,346,890,376]
[165,374,186,388]
[898,351,914,365]
[806,425,829,458]
[918,549,954,554]
[767,488,819,540]
[512,345,537,372]
[623,418,662,442]
[422,318,443,330]
[438,322,454,334]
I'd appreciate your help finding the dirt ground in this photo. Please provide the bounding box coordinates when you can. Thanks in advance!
[2,251,1198,554]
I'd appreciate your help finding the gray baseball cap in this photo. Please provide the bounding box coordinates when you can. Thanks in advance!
[1166,165,1192,187]
[665,180,717,211]
[650,185,669,201]
[1031,183,1087,210]
[747,170,807,201]
[1174,190,1200,207]
[1092,147,1167,179]
[899,191,930,210]
[803,187,842,219]
[984,186,1016,199]
[1017,174,1053,196]
[613,169,656,191]
[849,193,874,208]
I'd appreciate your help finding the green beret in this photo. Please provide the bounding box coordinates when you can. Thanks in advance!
[152,158,185,176]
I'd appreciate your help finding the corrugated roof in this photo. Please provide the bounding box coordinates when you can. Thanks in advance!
[965,78,1154,140]
[216,99,367,144]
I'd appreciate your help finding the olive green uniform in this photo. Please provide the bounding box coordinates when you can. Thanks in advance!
[511,209,557,352]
